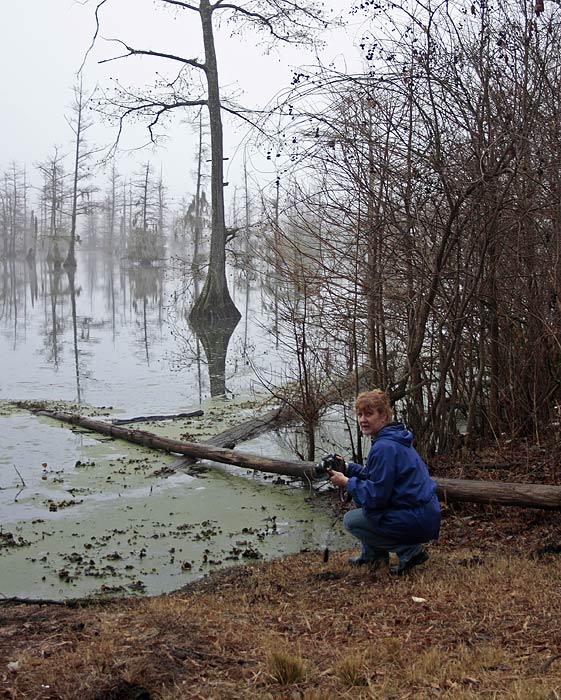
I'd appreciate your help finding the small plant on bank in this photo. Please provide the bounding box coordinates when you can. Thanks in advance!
[336,656,369,688]
[266,650,306,685]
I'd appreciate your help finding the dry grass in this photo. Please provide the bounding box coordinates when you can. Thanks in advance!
[265,650,306,685]
[1,528,561,700]
[335,655,370,688]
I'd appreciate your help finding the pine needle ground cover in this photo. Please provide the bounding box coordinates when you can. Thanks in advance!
[2,512,560,700]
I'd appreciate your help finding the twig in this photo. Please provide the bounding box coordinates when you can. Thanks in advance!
[538,654,561,673]
[13,465,26,487]
[0,594,118,608]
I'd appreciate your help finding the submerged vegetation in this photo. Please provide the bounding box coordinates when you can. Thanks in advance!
[0,400,345,601]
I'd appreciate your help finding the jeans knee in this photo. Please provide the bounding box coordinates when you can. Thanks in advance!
[342,508,363,534]
[342,510,353,533]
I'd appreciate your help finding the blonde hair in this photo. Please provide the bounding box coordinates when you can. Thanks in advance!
[354,389,393,422]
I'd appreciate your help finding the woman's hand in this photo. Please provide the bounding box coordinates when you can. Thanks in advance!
[328,468,348,489]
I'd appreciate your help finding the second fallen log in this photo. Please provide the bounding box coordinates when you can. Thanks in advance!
[36,409,316,479]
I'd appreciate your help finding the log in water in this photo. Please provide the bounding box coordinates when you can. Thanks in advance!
[36,409,561,510]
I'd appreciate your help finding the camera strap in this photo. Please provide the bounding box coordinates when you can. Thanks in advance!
[338,486,352,504]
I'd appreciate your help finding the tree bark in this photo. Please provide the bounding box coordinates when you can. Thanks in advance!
[189,0,239,323]
[436,478,561,510]
[36,409,561,509]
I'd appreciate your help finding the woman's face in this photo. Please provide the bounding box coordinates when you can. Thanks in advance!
[356,407,388,436]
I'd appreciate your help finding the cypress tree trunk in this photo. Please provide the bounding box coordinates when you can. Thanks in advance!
[190,0,240,323]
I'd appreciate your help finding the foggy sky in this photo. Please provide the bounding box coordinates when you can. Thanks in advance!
[0,0,357,203]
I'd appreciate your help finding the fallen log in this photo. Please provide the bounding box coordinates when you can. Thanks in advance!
[35,409,316,479]
[167,406,294,470]
[35,409,561,509]
[111,410,204,425]
[201,407,291,448]
[436,478,561,510]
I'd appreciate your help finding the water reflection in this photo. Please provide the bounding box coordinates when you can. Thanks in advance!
[66,266,82,402]
[0,248,327,601]
[129,264,165,365]
[26,250,38,306]
[44,264,65,368]
[188,312,240,397]
[0,249,246,410]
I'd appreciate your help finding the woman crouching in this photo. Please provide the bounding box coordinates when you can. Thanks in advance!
[327,389,441,575]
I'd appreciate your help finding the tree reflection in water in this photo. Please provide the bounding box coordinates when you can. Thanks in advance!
[128,264,165,365]
[188,311,240,398]
[0,250,253,409]
[65,266,82,402]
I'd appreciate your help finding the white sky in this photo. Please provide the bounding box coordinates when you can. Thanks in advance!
[0,0,363,204]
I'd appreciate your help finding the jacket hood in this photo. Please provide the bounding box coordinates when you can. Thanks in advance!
[373,421,413,446]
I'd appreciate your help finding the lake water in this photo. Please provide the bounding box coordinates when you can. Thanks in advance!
[0,252,346,600]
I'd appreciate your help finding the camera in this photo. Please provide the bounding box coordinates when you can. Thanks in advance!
[315,453,346,477]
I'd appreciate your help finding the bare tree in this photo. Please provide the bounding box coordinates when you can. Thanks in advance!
[127,162,166,264]
[262,0,561,454]
[101,161,121,255]
[36,148,66,266]
[87,0,329,322]
[64,78,99,268]
[0,163,29,259]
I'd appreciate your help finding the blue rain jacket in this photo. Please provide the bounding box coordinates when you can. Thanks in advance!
[346,422,440,544]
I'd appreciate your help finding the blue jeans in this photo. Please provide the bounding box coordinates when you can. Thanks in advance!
[343,508,424,567]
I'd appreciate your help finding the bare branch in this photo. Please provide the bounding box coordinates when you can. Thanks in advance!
[159,0,199,10]
[78,0,109,74]
[214,0,329,44]
[109,98,206,152]
[98,39,205,70]
[220,104,268,137]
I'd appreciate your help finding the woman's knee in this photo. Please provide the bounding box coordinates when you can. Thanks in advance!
[343,508,366,534]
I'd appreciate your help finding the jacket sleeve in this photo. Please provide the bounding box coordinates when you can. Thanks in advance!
[346,461,368,479]
[346,442,397,510]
